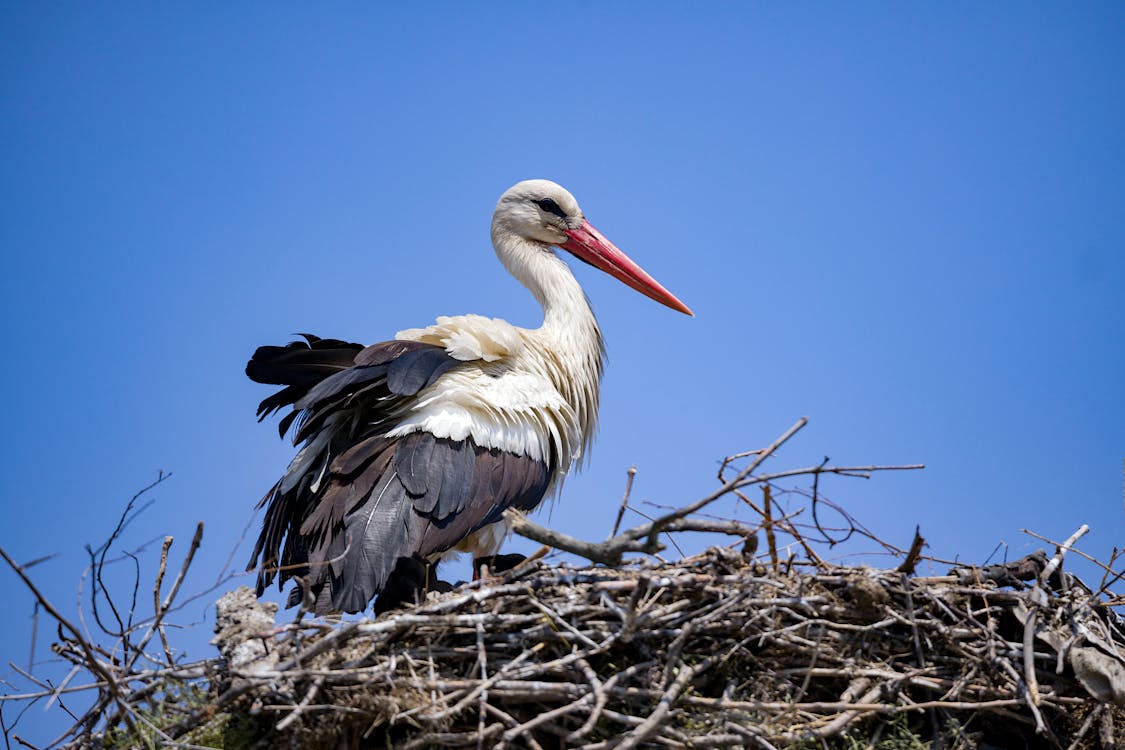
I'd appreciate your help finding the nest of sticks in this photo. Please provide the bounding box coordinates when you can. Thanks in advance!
[3,419,1124,749]
[185,544,1125,749]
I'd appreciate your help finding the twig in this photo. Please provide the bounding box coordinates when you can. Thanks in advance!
[1039,524,1090,587]
[476,619,487,750]
[1065,705,1103,750]
[610,466,637,538]
[654,417,808,527]
[507,512,657,565]
[1100,706,1116,748]
[896,526,926,574]
[153,536,174,666]
[565,658,606,743]
[275,675,325,731]
[87,471,172,640]
[1023,606,1041,710]
[124,523,204,674]
[762,484,779,571]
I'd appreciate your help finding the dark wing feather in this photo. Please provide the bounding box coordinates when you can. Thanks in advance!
[247,333,558,616]
[387,348,462,394]
[302,439,394,545]
[246,334,364,389]
[417,445,552,558]
[252,335,533,615]
[333,473,418,613]
[394,431,436,496]
[332,434,393,478]
[430,439,475,520]
[246,335,366,433]
[295,364,389,411]
[255,385,304,420]
[250,431,552,615]
[276,408,301,438]
[355,340,429,367]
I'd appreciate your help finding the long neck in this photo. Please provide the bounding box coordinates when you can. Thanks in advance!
[492,230,606,466]
[492,231,601,346]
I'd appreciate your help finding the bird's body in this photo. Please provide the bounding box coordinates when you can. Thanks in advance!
[247,180,690,614]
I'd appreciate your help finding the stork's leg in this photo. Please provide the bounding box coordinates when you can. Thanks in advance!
[472,553,528,580]
[374,556,457,615]
[427,563,454,594]
[373,556,425,614]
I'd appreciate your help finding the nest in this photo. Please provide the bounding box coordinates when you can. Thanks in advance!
[148,544,1125,749]
[4,421,1124,749]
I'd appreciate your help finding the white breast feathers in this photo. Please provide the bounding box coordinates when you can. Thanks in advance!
[391,315,594,471]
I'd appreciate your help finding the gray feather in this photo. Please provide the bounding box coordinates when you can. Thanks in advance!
[394,432,435,496]
[387,348,460,395]
[354,340,426,367]
[295,365,388,410]
[334,474,421,614]
[432,439,475,520]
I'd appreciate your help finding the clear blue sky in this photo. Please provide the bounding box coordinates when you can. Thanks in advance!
[2,4,1123,742]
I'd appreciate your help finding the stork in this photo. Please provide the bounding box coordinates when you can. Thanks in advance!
[246,179,692,615]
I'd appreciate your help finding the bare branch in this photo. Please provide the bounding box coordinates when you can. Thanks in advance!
[609,465,637,539]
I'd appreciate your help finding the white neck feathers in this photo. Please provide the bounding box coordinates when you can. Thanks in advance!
[492,230,606,466]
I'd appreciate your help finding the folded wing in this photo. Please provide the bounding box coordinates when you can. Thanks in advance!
[246,335,553,614]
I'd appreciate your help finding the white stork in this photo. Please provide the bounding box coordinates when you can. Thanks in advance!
[247,179,691,614]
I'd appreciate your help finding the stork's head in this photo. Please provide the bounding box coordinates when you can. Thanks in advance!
[492,179,693,316]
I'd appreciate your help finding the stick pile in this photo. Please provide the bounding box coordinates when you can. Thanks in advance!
[3,421,1122,748]
[152,541,1119,750]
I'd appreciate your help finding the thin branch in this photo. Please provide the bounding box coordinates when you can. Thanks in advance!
[610,466,637,538]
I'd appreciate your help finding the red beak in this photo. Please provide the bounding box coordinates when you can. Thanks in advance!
[559,221,693,316]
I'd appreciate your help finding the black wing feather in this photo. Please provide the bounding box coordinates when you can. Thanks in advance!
[394,431,436,496]
[354,339,429,367]
[388,348,462,394]
[250,431,552,615]
[246,335,364,388]
[431,439,475,520]
[418,445,550,555]
[332,434,392,478]
[295,364,389,411]
[249,334,557,615]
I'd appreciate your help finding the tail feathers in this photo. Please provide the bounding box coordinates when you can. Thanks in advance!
[285,556,438,615]
[268,463,429,615]
[246,334,364,430]
[246,334,363,384]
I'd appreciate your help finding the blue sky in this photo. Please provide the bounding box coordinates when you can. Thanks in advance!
[2,4,1123,741]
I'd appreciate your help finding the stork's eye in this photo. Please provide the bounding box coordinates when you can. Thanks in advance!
[534,198,567,219]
